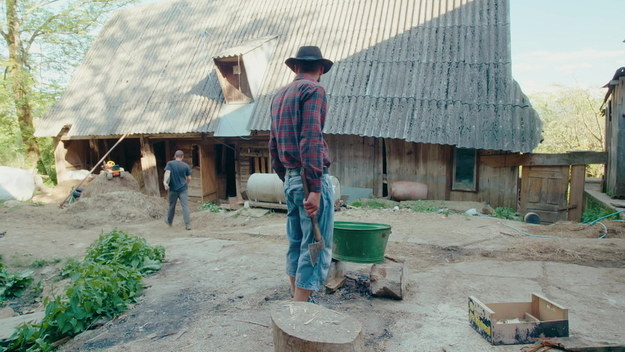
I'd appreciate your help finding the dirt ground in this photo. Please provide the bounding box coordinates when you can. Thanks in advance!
[1,175,624,351]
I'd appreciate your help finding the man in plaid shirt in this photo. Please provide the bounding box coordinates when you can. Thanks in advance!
[269,46,335,303]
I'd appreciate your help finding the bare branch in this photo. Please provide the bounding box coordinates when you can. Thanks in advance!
[24,0,63,17]
[25,1,93,51]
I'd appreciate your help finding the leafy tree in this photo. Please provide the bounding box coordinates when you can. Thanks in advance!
[1,0,138,171]
[529,87,605,176]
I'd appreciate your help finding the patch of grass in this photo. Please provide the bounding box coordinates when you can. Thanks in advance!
[408,200,441,213]
[493,207,521,221]
[351,198,398,209]
[582,205,620,223]
[198,202,221,213]
[351,200,386,209]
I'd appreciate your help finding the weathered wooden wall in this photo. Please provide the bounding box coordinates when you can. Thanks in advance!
[140,137,160,197]
[200,143,218,201]
[483,152,608,222]
[326,135,382,193]
[54,139,90,183]
[605,76,625,197]
[451,150,519,208]
[385,140,452,200]
[237,138,272,196]
[385,141,519,207]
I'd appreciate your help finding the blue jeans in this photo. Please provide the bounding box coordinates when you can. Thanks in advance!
[167,189,190,226]
[284,173,334,291]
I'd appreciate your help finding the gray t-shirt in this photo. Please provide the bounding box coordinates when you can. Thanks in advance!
[165,160,191,192]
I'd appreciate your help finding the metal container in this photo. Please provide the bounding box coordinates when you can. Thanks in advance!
[246,173,341,203]
[332,221,392,263]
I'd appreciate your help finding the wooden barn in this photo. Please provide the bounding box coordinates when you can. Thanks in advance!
[35,0,543,209]
[602,67,625,198]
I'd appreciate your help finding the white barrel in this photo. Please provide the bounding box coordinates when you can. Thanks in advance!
[246,173,341,204]
[247,173,285,203]
[329,175,341,202]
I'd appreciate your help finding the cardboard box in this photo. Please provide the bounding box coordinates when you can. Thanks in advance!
[468,293,569,345]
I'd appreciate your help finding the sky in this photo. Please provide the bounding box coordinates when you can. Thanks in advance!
[510,0,625,94]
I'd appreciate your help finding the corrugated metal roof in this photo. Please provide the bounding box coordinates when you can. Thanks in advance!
[35,0,541,152]
[214,35,278,59]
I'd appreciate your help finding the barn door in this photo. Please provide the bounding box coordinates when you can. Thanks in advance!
[519,166,569,223]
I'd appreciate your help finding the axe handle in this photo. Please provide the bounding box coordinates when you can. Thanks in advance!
[300,168,323,242]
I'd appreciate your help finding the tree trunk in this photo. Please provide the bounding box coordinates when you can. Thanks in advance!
[6,0,40,165]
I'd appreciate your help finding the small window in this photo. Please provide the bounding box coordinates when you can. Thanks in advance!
[452,148,477,191]
[214,57,253,104]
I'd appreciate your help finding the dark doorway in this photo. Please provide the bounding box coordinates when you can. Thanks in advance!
[216,144,237,198]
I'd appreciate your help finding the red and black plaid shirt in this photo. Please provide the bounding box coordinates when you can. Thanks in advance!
[269,74,331,193]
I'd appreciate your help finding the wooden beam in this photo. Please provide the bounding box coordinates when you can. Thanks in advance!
[481,152,607,167]
[544,336,625,351]
[568,165,586,222]
[140,136,160,197]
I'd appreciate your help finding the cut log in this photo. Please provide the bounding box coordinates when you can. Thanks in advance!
[542,336,625,351]
[370,260,405,300]
[271,302,364,352]
[325,260,347,292]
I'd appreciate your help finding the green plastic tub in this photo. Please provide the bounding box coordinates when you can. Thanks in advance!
[332,221,392,263]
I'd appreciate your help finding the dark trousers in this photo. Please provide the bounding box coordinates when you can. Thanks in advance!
[167,189,190,226]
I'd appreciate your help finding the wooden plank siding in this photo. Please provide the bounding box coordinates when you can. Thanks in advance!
[451,150,519,208]
[384,141,519,207]
[237,139,272,196]
[605,76,625,197]
[200,144,218,201]
[326,135,381,191]
[385,140,453,200]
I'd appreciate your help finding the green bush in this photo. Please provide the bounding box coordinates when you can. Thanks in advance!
[0,262,34,304]
[0,231,165,352]
[84,230,165,275]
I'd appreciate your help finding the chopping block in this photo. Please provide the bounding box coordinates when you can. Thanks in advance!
[271,302,364,352]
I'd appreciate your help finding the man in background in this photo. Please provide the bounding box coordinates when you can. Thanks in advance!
[163,150,192,230]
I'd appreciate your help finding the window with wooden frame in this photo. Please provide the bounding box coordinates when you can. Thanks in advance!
[452,147,478,191]
[214,56,253,104]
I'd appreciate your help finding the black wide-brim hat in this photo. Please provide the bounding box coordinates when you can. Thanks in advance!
[285,46,333,74]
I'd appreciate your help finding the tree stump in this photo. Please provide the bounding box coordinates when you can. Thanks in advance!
[271,302,364,352]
